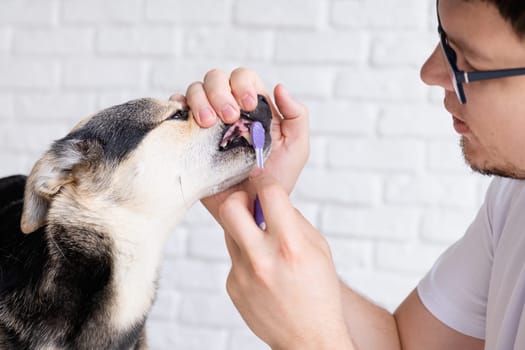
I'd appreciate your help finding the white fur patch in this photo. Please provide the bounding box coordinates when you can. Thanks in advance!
[109,220,165,329]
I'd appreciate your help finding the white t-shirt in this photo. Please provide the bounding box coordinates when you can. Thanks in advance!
[418,176,525,350]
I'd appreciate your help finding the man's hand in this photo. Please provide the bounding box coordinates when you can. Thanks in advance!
[179,67,309,220]
[219,169,354,349]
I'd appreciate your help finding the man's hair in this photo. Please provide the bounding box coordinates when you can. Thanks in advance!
[484,0,525,37]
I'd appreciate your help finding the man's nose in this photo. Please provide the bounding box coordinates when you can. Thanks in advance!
[420,44,454,92]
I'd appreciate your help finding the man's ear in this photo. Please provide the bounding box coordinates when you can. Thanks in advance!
[20,138,102,234]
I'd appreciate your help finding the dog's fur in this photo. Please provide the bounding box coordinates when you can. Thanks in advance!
[0,96,271,349]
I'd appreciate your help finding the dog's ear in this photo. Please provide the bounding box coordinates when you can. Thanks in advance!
[21,138,102,234]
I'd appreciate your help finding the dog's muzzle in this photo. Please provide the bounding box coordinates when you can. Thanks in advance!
[219,95,272,152]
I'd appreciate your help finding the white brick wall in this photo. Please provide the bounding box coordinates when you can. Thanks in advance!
[0,0,491,349]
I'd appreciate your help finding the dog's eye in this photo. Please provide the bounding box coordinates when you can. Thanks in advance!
[166,109,189,121]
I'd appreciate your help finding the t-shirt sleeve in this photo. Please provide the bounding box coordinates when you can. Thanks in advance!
[417,178,501,339]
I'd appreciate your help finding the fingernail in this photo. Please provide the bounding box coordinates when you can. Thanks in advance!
[241,94,256,110]
[221,104,238,122]
[199,107,215,125]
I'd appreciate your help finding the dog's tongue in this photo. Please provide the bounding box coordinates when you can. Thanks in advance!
[220,119,253,148]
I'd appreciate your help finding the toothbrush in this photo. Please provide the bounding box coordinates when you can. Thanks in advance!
[251,121,266,230]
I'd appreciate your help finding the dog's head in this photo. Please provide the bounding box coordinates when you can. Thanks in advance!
[20,96,272,234]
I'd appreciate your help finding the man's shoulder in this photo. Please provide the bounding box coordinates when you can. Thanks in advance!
[486,176,525,205]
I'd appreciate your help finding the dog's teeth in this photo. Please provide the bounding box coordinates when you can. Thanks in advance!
[220,120,254,150]
[241,132,253,145]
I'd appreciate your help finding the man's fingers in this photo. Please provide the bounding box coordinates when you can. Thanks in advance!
[223,230,242,263]
[203,69,241,124]
[274,84,310,137]
[219,190,264,257]
[230,67,267,111]
[168,93,187,107]
[274,84,308,119]
[248,170,298,238]
[186,68,276,128]
[186,81,218,127]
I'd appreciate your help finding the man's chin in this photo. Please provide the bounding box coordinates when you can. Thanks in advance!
[460,138,525,180]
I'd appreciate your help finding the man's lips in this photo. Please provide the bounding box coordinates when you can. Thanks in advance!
[452,116,470,135]
[444,96,470,135]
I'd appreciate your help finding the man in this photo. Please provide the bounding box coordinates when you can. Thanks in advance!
[173,0,525,348]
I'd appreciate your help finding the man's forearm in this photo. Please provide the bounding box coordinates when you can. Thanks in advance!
[340,281,402,350]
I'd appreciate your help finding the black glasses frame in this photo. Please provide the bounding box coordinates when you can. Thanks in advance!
[437,0,525,104]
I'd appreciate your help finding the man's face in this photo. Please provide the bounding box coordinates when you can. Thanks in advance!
[421,0,525,179]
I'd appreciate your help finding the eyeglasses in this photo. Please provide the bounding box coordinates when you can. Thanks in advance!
[437,0,525,104]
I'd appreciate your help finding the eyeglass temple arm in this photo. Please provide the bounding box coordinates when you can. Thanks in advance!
[463,68,525,83]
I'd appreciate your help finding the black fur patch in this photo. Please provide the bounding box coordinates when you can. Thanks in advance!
[60,99,162,163]
[0,176,144,349]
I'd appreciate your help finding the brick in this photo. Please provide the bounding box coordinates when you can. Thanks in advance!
[146,322,228,350]
[275,31,366,63]
[427,140,470,172]
[291,199,321,228]
[14,92,96,121]
[0,1,57,25]
[146,0,228,24]
[429,86,445,103]
[321,205,420,241]
[163,226,188,258]
[372,32,436,67]
[385,174,478,208]
[63,0,141,23]
[378,104,455,139]
[327,138,425,172]
[308,100,378,136]
[229,330,269,350]
[151,61,222,92]
[13,28,93,55]
[340,269,421,312]
[146,320,176,350]
[180,292,245,327]
[295,168,382,205]
[335,67,427,101]
[0,94,13,119]
[160,259,229,292]
[5,121,69,152]
[63,59,145,88]
[182,202,220,226]
[375,241,448,274]
[157,62,335,98]
[331,0,429,29]
[0,152,31,176]
[185,28,272,61]
[97,26,178,55]
[307,136,328,168]
[0,28,10,53]
[148,290,181,321]
[157,62,333,98]
[235,0,322,29]
[0,59,59,89]
[263,65,335,98]
[327,237,374,271]
[96,92,151,111]
[187,227,230,261]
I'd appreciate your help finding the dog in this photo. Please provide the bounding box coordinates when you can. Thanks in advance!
[0,95,272,349]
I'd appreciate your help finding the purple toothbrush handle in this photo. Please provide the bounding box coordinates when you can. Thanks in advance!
[254,195,266,230]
